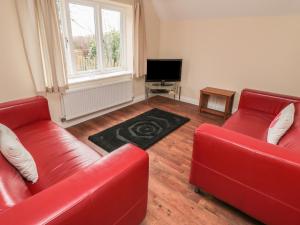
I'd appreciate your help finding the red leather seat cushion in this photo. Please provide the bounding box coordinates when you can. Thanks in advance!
[0,155,31,212]
[14,121,102,194]
[223,109,274,140]
[279,103,300,151]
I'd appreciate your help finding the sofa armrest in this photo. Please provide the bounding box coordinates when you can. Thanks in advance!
[191,124,300,210]
[0,96,51,129]
[0,144,149,225]
[238,89,300,115]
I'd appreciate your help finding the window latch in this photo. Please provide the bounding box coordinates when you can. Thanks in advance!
[65,37,69,49]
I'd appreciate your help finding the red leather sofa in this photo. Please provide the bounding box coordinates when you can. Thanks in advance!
[190,89,300,225]
[0,97,149,225]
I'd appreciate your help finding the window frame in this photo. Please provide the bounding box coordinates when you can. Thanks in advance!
[61,0,127,78]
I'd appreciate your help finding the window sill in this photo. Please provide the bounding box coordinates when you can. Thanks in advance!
[68,71,133,85]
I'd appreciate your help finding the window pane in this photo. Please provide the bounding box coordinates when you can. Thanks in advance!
[69,3,97,72]
[101,9,121,69]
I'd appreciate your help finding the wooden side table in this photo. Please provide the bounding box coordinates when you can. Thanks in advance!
[199,87,236,119]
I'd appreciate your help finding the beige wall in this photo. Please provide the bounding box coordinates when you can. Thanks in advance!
[159,16,300,108]
[144,0,160,58]
[4,0,299,113]
[0,0,36,102]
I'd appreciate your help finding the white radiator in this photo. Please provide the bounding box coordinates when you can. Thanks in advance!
[61,80,133,121]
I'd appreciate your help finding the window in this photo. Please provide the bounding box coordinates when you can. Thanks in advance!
[69,3,97,72]
[59,0,131,79]
[101,9,122,69]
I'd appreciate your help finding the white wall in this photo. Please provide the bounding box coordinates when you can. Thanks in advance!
[159,16,300,108]
[0,0,36,102]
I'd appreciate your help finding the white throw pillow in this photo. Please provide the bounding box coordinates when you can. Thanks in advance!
[0,124,38,183]
[267,103,295,145]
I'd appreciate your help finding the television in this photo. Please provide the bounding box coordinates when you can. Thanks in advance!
[146,59,182,84]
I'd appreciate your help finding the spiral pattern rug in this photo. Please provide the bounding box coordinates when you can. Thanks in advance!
[88,108,190,152]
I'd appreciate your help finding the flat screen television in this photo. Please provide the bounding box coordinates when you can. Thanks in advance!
[146,59,182,84]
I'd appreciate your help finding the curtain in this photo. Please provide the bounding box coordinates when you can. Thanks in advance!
[133,0,147,78]
[16,0,68,93]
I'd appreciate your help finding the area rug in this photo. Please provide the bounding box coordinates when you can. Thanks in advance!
[88,108,190,152]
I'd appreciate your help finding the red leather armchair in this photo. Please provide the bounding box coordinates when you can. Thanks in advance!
[190,89,300,225]
[0,97,149,225]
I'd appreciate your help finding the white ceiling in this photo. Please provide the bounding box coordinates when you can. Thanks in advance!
[151,0,300,21]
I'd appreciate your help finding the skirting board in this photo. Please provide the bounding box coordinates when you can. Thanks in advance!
[180,96,199,105]
[180,95,238,113]
[147,93,198,105]
[59,95,146,128]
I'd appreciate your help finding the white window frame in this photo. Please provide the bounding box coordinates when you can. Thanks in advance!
[61,0,128,79]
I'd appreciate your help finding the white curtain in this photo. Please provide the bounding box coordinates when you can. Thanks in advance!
[16,0,68,93]
[133,0,147,78]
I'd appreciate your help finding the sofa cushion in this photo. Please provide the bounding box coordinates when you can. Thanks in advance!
[267,103,295,145]
[0,154,32,213]
[0,124,38,183]
[14,121,102,194]
[278,103,300,151]
[223,109,274,140]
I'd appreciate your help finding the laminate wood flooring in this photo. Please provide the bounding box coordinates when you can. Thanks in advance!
[67,96,262,225]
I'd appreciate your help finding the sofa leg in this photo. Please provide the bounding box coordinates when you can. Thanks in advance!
[194,187,201,194]
[194,187,213,199]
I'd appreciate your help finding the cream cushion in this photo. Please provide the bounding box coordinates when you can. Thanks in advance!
[267,103,295,145]
[0,124,38,183]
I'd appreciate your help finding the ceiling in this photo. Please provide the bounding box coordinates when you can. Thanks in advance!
[151,0,300,21]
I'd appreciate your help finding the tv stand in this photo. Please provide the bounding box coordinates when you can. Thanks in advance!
[152,81,173,87]
[145,82,181,101]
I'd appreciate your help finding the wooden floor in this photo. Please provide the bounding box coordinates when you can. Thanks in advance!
[67,96,262,225]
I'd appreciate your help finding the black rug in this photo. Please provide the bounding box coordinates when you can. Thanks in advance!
[89,108,190,152]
